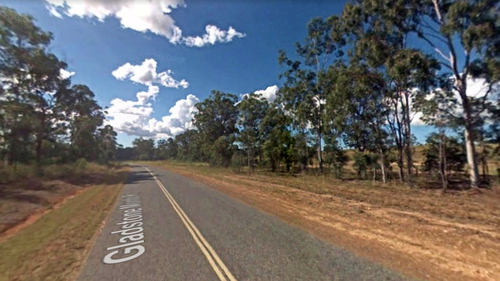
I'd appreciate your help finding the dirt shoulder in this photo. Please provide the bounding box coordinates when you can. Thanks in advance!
[0,163,127,239]
[152,161,500,281]
[0,164,128,281]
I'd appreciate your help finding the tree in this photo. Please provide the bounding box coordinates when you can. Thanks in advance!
[323,135,349,179]
[386,50,441,187]
[193,90,239,166]
[132,137,155,161]
[237,93,269,171]
[98,125,118,163]
[354,0,500,188]
[0,6,66,166]
[326,63,391,183]
[175,130,202,162]
[423,133,467,188]
[260,104,294,172]
[56,84,105,161]
[278,16,345,173]
[339,2,443,186]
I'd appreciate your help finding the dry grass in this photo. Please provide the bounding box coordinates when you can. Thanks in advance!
[0,161,128,236]
[149,160,500,281]
[0,164,128,281]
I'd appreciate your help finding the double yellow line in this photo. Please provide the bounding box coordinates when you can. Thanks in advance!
[144,167,237,281]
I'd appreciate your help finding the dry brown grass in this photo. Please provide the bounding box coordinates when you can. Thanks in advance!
[0,164,128,281]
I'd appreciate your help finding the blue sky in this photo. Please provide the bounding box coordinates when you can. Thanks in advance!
[4,0,440,146]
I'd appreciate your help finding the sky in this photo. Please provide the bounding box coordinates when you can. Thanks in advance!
[3,0,489,147]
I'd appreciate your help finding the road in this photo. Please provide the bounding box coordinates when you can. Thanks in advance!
[77,164,411,281]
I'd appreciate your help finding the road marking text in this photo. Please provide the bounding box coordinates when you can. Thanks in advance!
[103,193,146,264]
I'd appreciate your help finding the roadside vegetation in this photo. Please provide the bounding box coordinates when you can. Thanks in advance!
[119,1,500,191]
[0,7,127,280]
[0,5,123,235]
[0,163,127,281]
[0,7,120,169]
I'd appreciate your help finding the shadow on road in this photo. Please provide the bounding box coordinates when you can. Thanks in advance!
[126,170,154,184]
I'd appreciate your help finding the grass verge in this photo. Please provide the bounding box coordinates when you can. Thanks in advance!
[0,166,128,281]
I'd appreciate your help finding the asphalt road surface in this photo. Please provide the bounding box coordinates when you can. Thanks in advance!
[77,164,412,281]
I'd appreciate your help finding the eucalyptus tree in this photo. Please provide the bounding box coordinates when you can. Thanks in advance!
[278,16,345,173]
[237,93,269,171]
[351,0,500,188]
[98,125,118,163]
[338,2,442,186]
[174,130,201,162]
[132,137,156,161]
[0,6,67,165]
[260,103,294,172]
[386,50,441,187]
[327,62,391,182]
[193,90,239,166]
[56,84,105,161]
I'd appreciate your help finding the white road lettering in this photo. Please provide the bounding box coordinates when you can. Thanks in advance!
[103,193,146,264]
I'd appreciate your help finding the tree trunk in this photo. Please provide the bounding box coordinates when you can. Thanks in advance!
[380,149,387,184]
[397,149,405,182]
[464,122,480,189]
[317,131,323,173]
[460,82,480,189]
[35,136,43,166]
[439,130,448,191]
[481,139,488,183]
[250,148,255,173]
[247,150,251,169]
[403,93,414,188]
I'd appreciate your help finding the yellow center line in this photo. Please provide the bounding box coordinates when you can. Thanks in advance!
[144,167,237,281]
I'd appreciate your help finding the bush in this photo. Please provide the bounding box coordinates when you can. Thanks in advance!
[230,152,245,173]
[0,164,37,184]
[74,158,89,171]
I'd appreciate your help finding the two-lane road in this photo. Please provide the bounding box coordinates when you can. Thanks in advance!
[77,165,411,281]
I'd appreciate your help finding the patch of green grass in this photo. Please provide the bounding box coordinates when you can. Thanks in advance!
[0,168,128,281]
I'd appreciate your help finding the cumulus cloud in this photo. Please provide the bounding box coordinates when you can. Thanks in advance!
[60,69,75,79]
[112,58,188,89]
[106,90,199,139]
[147,94,199,137]
[44,0,245,47]
[240,85,279,103]
[255,85,279,103]
[183,25,246,47]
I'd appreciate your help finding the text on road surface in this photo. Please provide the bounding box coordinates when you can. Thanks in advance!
[103,193,146,264]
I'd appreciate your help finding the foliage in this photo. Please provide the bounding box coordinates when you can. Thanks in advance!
[423,134,467,173]
[0,7,118,167]
[5,4,498,190]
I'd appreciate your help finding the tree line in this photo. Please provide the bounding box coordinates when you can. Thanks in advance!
[0,7,119,168]
[121,0,499,190]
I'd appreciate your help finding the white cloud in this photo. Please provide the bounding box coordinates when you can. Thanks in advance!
[112,58,188,89]
[412,77,498,126]
[44,0,245,47]
[183,25,246,47]
[47,5,63,18]
[60,69,75,79]
[255,85,279,103]
[147,94,199,137]
[106,87,199,139]
[240,85,279,104]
